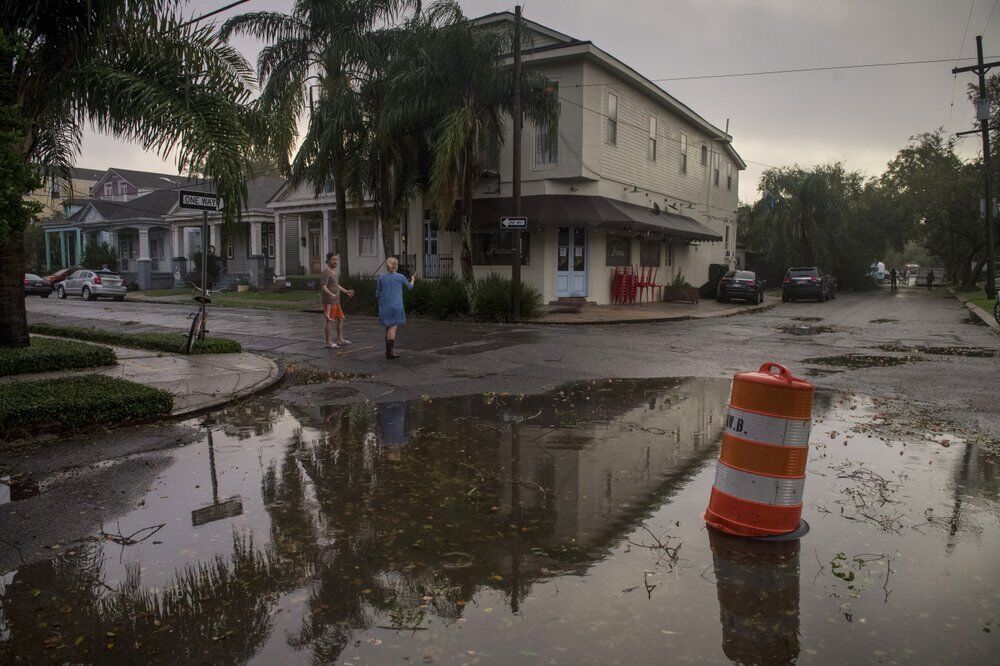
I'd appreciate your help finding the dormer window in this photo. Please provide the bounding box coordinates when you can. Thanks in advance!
[103,183,112,197]
[118,181,128,196]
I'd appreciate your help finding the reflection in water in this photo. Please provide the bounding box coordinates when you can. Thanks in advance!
[709,529,801,665]
[2,380,998,663]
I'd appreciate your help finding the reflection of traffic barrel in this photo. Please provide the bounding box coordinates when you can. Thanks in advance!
[705,362,813,537]
[709,529,801,665]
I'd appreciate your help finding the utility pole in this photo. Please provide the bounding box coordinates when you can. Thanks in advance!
[954,35,999,299]
[511,5,523,318]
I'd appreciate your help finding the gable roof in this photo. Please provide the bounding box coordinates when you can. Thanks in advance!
[471,12,746,170]
[106,167,195,189]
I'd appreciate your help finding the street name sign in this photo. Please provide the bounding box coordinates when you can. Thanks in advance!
[178,190,221,211]
[500,216,527,230]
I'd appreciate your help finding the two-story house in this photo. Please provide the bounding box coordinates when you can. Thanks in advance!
[268,12,744,305]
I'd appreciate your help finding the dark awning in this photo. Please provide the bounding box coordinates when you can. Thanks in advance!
[466,195,722,242]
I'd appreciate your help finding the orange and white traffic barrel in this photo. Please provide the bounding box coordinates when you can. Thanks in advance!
[704,362,813,538]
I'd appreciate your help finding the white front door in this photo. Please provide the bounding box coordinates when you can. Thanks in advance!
[423,211,440,277]
[556,226,587,297]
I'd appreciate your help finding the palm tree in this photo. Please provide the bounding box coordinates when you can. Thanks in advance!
[381,1,558,283]
[223,0,417,277]
[0,0,255,347]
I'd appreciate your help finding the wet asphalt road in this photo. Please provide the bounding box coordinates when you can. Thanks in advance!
[22,286,1000,434]
[2,285,998,591]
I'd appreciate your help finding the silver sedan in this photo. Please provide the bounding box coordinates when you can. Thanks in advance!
[57,269,127,301]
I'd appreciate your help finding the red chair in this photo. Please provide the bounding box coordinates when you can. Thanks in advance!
[637,267,663,304]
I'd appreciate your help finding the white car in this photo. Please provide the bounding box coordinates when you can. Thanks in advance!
[57,269,127,301]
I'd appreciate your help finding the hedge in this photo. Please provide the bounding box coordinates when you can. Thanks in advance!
[0,337,116,376]
[0,374,173,435]
[28,323,242,354]
[473,273,543,322]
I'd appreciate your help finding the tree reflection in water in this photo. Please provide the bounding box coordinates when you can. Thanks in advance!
[0,377,731,663]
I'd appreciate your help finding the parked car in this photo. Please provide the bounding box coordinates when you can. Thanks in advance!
[716,270,765,304]
[24,273,54,298]
[781,267,834,302]
[44,266,78,286]
[56,269,127,301]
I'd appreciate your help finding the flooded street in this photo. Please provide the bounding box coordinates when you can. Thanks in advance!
[1,378,998,664]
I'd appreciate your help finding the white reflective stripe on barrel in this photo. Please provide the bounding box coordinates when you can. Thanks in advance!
[725,406,811,447]
[714,462,805,505]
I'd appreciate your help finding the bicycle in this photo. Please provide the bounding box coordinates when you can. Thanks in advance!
[184,281,228,354]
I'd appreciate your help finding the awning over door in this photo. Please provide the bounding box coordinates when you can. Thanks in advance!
[465,195,722,242]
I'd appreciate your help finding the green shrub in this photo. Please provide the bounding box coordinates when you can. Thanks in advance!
[0,375,172,435]
[404,276,434,315]
[0,337,116,376]
[81,240,118,271]
[427,274,471,319]
[283,274,323,291]
[671,271,691,287]
[191,251,223,289]
[472,273,542,322]
[28,323,242,354]
[340,274,379,316]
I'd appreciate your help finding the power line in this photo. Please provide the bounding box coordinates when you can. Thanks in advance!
[949,0,979,132]
[987,0,1000,33]
[176,0,253,30]
[564,54,1000,87]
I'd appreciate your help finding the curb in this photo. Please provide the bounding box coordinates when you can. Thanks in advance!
[521,300,779,326]
[169,353,285,418]
[949,289,999,331]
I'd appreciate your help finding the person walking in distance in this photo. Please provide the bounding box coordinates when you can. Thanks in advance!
[321,253,354,349]
[376,257,415,359]
[926,269,935,291]
[890,267,898,292]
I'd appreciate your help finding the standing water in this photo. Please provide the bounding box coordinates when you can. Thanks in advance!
[0,378,997,663]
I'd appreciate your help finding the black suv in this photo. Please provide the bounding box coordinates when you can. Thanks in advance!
[781,267,834,302]
[717,270,765,304]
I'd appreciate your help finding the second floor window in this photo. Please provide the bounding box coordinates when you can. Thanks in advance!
[103,183,112,197]
[648,116,657,161]
[679,134,688,174]
[607,93,618,146]
[726,162,733,191]
[358,217,376,256]
[535,82,558,166]
[701,144,708,166]
[713,154,720,187]
[118,181,128,196]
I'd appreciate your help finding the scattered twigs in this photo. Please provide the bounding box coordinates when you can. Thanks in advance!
[101,521,165,546]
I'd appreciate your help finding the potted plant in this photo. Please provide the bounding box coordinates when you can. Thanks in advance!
[236,277,250,293]
[662,271,700,303]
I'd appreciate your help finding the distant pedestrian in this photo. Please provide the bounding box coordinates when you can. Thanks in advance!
[321,253,354,349]
[890,267,898,292]
[904,268,910,286]
[926,269,935,290]
[376,257,416,359]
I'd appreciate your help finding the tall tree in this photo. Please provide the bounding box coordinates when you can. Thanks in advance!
[381,1,557,283]
[0,0,254,347]
[223,0,416,277]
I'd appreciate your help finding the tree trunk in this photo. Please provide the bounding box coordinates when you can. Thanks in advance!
[379,162,396,262]
[332,157,350,277]
[0,230,31,347]
[459,154,475,285]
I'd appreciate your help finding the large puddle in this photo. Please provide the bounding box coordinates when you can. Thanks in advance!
[1,378,998,663]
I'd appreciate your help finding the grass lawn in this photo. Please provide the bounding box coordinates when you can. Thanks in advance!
[0,374,172,437]
[142,287,190,297]
[210,290,320,311]
[957,290,998,316]
[0,337,117,376]
[29,323,242,354]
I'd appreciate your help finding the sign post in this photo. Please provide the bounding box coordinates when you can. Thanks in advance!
[177,190,221,296]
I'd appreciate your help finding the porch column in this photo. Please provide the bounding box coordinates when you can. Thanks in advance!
[298,214,307,272]
[75,229,82,265]
[174,226,185,259]
[137,227,152,290]
[44,231,51,271]
[274,212,285,277]
[210,223,221,256]
[322,208,331,258]
[250,221,262,255]
[59,232,67,268]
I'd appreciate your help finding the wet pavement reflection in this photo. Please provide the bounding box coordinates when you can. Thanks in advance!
[1,378,998,664]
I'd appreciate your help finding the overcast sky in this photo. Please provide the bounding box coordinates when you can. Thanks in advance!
[78,0,998,202]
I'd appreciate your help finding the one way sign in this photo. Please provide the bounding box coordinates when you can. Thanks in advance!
[178,190,221,211]
[500,216,527,230]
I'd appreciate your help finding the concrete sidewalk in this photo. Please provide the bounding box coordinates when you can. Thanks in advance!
[528,298,778,325]
[1,342,283,416]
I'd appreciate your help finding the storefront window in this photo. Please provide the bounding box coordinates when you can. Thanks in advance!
[640,240,660,267]
[472,232,530,265]
[606,235,631,266]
